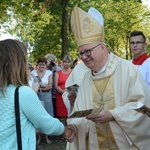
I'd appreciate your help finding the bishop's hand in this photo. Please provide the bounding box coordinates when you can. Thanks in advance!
[86,110,114,123]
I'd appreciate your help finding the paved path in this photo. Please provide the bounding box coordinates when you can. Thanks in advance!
[36,136,66,150]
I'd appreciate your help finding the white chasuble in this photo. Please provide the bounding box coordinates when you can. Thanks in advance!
[66,52,150,150]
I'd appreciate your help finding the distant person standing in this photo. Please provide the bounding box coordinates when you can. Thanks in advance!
[130,30,150,89]
[31,57,54,144]
[31,57,53,116]
[45,54,61,118]
[55,55,72,121]
[45,53,61,71]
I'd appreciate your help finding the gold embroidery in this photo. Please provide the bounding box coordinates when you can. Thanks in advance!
[92,76,118,149]
[83,17,94,33]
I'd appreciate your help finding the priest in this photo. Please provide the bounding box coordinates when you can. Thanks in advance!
[66,6,150,150]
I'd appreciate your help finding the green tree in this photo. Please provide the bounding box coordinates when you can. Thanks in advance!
[97,0,150,59]
[0,0,150,62]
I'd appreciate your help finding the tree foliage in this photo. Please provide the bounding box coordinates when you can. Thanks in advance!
[97,0,150,59]
[0,0,150,63]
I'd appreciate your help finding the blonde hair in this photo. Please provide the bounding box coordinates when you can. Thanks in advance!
[0,39,28,95]
[62,55,72,62]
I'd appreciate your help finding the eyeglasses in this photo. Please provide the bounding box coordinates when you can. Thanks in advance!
[38,63,46,66]
[78,43,101,59]
[130,41,145,45]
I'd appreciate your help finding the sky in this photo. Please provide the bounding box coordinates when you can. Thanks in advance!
[0,28,16,40]
[142,0,150,7]
[0,1,150,40]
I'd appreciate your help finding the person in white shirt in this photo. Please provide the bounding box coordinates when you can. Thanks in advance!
[31,57,54,144]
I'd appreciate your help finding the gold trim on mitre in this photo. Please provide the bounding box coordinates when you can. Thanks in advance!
[71,7,104,47]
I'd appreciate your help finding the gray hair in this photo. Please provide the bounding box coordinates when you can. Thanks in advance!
[45,54,57,63]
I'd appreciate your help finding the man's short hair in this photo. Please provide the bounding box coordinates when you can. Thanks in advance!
[130,30,146,42]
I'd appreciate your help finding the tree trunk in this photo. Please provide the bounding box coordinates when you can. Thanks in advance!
[61,0,69,59]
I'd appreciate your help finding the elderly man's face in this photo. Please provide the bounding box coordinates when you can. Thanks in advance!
[78,42,107,71]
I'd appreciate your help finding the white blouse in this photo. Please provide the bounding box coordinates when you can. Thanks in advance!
[31,70,52,85]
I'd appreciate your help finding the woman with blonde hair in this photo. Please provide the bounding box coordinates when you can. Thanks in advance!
[55,55,72,143]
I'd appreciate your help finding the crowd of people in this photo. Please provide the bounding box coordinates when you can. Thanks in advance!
[29,54,74,144]
[0,5,150,150]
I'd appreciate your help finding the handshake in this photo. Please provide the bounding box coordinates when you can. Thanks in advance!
[62,124,76,143]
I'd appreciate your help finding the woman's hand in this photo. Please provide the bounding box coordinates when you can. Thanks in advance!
[40,84,52,90]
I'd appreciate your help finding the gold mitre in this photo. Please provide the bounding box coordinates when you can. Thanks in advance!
[71,7,104,47]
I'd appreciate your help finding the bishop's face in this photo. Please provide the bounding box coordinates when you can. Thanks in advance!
[78,42,108,72]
